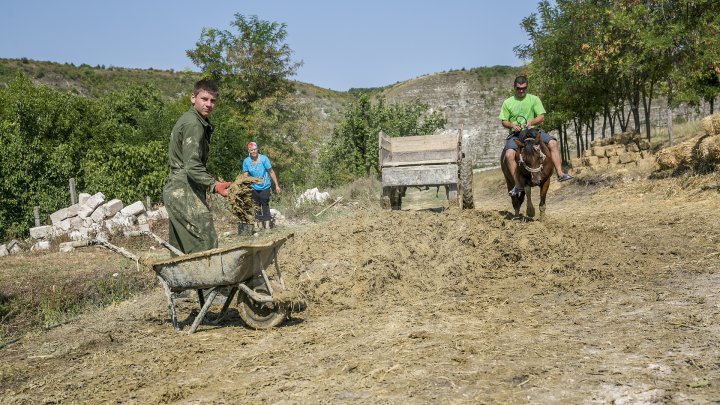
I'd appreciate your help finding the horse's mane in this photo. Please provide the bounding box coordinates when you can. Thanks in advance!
[523,138,536,155]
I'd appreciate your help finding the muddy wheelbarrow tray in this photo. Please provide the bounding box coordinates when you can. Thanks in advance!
[152,235,291,333]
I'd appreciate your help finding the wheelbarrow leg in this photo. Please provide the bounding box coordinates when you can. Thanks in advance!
[255,251,275,296]
[219,287,238,314]
[158,276,179,331]
[206,286,238,325]
[272,246,286,289]
[188,287,219,334]
[197,289,205,307]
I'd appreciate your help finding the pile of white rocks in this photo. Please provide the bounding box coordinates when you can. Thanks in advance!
[295,187,331,206]
[0,192,168,256]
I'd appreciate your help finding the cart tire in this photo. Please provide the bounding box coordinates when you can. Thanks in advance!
[389,187,402,210]
[460,159,474,209]
[238,282,288,329]
[381,187,391,210]
[381,186,402,210]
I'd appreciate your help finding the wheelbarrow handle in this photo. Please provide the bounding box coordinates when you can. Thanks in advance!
[72,239,140,262]
[125,230,184,256]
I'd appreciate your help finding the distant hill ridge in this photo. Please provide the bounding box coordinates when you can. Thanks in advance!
[0,58,522,166]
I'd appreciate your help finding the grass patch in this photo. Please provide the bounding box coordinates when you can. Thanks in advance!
[0,248,156,347]
[648,120,704,153]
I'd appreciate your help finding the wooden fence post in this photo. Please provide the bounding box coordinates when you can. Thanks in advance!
[69,178,77,205]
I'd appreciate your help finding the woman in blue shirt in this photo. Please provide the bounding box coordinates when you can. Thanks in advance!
[242,142,281,230]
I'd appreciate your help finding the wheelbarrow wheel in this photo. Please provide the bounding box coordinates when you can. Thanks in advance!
[460,159,474,209]
[238,281,288,329]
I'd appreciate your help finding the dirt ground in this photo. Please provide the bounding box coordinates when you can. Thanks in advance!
[1,166,719,404]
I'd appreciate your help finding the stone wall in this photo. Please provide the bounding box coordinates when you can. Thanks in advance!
[0,193,167,257]
[570,132,653,172]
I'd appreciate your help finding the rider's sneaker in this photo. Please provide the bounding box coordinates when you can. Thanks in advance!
[558,174,573,182]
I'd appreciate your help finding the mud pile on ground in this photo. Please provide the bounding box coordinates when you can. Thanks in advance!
[279,208,618,310]
[4,168,720,403]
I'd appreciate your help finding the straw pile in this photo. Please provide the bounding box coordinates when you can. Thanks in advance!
[697,135,720,163]
[656,113,720,170]
[227,173,263,223]
[699,113,720,163]
[656,139,695,170]
[701,112,720,137]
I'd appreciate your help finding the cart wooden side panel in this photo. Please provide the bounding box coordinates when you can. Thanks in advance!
[379,131,460,168]
[381,165,459,187]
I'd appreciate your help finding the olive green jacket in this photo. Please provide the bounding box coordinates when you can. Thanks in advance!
[167,107,216,193]
[162,107,218,254]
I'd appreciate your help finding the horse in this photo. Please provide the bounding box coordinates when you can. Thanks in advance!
[500,129,554,219]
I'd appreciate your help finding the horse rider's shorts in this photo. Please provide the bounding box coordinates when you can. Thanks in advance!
[504,129,556,151]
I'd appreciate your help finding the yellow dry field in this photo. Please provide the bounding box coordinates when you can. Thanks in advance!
[1,167,719,404]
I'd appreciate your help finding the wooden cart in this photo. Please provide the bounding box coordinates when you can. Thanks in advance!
[379,130,473,210]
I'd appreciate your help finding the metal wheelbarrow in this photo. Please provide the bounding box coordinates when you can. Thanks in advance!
[72,231,293,334]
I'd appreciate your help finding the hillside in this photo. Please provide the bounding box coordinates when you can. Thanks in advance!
[5,58,717,171]
[0,58,197,98]
[0,58,522,167]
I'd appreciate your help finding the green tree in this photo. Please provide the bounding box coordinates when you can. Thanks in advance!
[0,75,96,237]
[186,13,302,115]
[519,0,720,147]
[517,1,608,157]
[81,141,167,204]
[95,84,171,145]
[0,74,182,238]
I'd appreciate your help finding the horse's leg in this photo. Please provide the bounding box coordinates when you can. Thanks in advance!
[539,179,550,220]
[525,185,535,218]
[511,195,521,217]
[502,156,521,218]
[506,180,521,217]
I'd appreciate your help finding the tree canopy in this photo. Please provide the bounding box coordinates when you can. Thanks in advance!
[517,0,720,151]
[187,14,302,115]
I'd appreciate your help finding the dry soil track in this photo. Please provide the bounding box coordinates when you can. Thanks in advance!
[1,169,719,404]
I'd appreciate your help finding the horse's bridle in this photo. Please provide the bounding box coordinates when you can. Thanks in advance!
[518,147,546,173]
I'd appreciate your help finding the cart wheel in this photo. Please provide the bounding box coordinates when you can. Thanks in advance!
[381,189,391,210]
[381,187,402,210]
[460,159,474,209]
[238,281,288,329]
[389,187,402,210]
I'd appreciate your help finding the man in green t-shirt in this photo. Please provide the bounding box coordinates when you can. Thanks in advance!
[499,76,572,196]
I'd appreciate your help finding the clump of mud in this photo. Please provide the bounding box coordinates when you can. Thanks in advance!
[227,173,263,223]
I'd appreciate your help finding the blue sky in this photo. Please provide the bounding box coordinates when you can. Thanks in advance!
[1,1,541,91]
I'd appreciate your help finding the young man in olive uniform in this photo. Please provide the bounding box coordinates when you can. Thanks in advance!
[163,79,231,254]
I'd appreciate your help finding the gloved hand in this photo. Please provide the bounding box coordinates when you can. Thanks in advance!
[214,181,232,197]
